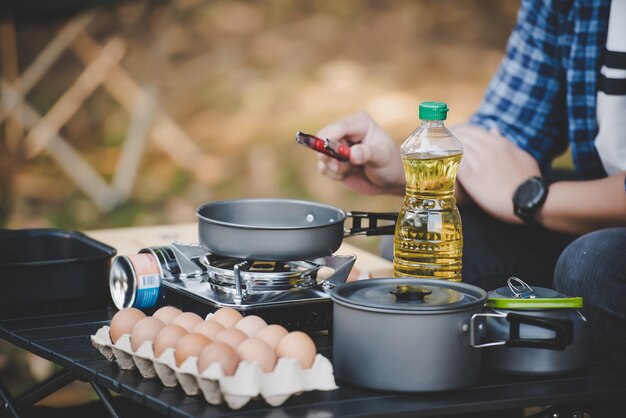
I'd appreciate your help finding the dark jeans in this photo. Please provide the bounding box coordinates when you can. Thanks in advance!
[380,206,626,366]
[554,228,626,366]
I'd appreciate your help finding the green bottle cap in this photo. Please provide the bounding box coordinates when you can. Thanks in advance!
[419,102,449,120]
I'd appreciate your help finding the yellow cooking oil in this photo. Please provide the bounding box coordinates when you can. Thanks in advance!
[393,102,463,281]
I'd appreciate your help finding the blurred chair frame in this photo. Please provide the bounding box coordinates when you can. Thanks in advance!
[0,12,218,212]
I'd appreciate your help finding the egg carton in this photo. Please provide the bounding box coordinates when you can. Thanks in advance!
[90,325,337,409]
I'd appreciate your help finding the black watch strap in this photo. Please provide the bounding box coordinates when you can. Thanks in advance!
[513,176,549,224]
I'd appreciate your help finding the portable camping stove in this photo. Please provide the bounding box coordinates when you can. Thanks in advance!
[109,242,356,331]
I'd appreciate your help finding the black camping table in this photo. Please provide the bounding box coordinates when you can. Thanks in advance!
[1,308,626,418]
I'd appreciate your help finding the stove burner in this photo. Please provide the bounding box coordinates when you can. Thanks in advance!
[201,255,321,293]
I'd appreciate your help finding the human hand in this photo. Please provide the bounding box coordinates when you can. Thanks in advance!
[316,112,405,195]
[453,125,541,224]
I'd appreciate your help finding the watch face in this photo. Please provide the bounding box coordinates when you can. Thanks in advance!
[515,178,545,209]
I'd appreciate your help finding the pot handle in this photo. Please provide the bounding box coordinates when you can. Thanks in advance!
[505,313,574,350]
[344,212,397,237]
[470,312,574,351]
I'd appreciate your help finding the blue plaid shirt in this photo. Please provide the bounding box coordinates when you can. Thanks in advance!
[469,0,611,179]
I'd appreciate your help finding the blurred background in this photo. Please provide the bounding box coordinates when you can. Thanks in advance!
[0,0,520,410]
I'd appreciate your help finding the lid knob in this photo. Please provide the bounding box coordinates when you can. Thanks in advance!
[507,277,536,299]
[390,285,432,302]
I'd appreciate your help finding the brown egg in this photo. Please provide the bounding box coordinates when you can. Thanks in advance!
[172,312,204,333]
[193,320,225,340]
[174,333,211,367]
[198,342,240,376]
[276,331,317,369]
[236,338,277,373]
[153,324,188,358]
[152,306,183,325]
[130,316,166,352]
[214,328,248,350]
[211,307,243,328]
[234,315,267,338]
[110,308,146,343]
[256,324,288,349]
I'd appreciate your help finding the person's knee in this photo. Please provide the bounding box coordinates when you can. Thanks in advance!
[554,228,626,364]
[553,234,588,294]
[554,228,626,295]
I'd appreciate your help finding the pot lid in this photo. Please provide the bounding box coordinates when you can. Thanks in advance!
[486,277,583,309]
[331,278,487,313]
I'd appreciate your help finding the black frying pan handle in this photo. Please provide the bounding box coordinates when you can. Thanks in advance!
[345,211,397,236]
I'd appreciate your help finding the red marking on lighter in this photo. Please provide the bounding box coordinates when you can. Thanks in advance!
[295,131,351,161]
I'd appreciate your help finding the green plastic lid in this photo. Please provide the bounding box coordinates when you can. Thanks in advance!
[486,278,583,310]
[419,101,449,120]
[486,297,583,310]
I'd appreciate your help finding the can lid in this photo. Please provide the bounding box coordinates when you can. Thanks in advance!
[331,278,487,313]
[419,101,448,120]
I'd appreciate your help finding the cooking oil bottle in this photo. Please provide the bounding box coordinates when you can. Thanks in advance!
[393,102,463,281]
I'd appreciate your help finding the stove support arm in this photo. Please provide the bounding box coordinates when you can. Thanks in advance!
[233,260,251,305]
[322,255,357,289]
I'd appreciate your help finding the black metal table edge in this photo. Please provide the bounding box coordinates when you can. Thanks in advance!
[3,310,626,418]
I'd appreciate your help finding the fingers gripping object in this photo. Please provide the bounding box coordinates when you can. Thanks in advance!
[296,131,351,162]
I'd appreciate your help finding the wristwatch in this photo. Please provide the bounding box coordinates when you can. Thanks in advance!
[513,176,549,224]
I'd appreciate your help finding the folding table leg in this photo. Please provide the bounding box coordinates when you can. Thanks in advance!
[14,369,75,408]
[0,379,19,418]
[90,382,122,418]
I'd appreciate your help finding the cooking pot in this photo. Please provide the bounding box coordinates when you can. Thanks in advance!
[331,278,487,392]
[196,199,397,261]
[475,278,588,376]
[331,278,577,392]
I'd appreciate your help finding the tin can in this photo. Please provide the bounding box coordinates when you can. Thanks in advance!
[110,253,162,309]
[109,245,203,310]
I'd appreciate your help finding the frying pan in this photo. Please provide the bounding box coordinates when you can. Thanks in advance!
[196,198,397,261]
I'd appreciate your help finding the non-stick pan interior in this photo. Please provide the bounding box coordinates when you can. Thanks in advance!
[197,199,346,229]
